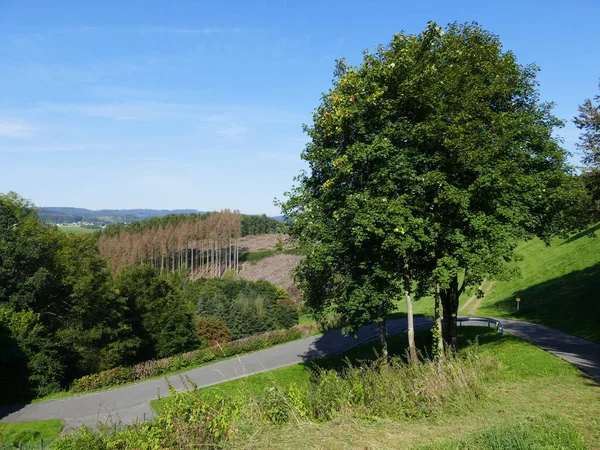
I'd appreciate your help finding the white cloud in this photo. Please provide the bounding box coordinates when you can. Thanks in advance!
[37,102,198,121]
[0,143,115,153]
[0,121,36,138]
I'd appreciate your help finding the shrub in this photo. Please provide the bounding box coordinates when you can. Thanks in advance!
[71,366,134,393]
[256,348,493,423]
[194,316,232,345]
[53,388,240,450]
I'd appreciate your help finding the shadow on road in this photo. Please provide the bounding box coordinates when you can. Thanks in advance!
[297,314,436,372]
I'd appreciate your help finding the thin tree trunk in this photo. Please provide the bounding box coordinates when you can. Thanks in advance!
[378,319,388,361]
[434,279,444,357]
[441,276,461,351]
[403,270,417,362]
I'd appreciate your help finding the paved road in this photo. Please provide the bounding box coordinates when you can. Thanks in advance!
[0,317,432,433]
[2,316,598,433]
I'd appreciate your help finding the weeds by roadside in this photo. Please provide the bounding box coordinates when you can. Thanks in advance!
[52,347,494,449]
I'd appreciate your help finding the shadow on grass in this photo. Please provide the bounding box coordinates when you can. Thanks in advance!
[489,263,600,343]
[560,222,600,245]
[302,319,502,374]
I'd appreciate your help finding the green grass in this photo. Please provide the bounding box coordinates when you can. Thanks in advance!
[151,327,482,415]
[0,420,63,448]
[239,247,303,264]
[390,223,600,343]
[57,226,97,234]
[478,223,600,342]
[216,327,600,449]
[417,414,587,449]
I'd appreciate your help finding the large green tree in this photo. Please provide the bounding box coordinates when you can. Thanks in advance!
[574,84,600,216]
[283,22,585,350]
[115,265,199,360]
[574,83,600,168]
[54,233,141,375]
[0,192,62,311]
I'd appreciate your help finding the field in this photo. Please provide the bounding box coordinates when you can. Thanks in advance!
[57,226,97,234]
[151,326,600,449]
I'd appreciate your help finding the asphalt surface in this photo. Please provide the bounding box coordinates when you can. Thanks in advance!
[0,316,432,432]
[1,315,598,433]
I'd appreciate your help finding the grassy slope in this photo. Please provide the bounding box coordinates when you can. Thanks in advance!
[0,420,63,447]
[152,327,600,449]
[391,223,600,343]
[478,223,600,342]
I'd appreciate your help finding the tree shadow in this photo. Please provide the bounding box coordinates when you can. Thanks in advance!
[560,223,600,245]
[297,316,501,374]
[0,323,34,417]
[490,263,600,342]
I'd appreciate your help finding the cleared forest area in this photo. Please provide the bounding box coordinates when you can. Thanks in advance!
[97,212,282,277]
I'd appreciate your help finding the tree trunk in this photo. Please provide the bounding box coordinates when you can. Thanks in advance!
[378,319,389,361]
[433,279,444,357]
[403,271,417,362]
[440,276,461,351]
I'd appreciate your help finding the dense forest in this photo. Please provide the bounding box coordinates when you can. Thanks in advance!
[0,193,296,403]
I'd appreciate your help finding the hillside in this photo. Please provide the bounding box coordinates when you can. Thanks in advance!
[39,207,204,224]
[477,223,600,342]
[232,234,303,300]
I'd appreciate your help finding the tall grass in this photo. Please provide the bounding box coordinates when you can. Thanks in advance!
[53,349,494,449]
[255,347,494,424]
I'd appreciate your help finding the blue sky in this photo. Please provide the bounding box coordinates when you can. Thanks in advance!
[1,0,599,215]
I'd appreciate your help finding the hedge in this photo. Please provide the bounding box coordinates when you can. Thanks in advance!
[70,325,316,394]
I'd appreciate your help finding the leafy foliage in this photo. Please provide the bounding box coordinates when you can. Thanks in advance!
[0,306,64,401]
[53,388,240,450]
[115,265,199,360]
[68,326,311,393]
[574,83,600,168]
[186,278,299,339]
[54,233,140,376]
[0,192,62,311]
[194,315,232,345]
[282,22,587,347]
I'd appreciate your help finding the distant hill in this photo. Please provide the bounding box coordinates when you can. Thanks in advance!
[39,207,205,225]
[39,207,283,226]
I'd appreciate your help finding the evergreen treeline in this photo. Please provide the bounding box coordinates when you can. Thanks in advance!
[241,214,281,236]
[0,193,296,403]
[185,278,299,340]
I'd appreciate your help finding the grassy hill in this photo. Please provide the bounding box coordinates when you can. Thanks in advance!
[478,223,600,343]
[391,223,600,343]
[144,327,598,449]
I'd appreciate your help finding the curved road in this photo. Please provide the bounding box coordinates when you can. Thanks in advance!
[1,316,598,434]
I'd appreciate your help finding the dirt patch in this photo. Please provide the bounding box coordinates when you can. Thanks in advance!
[238,253,303,301]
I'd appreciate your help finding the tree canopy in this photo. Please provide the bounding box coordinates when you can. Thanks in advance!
[282,22,586,348]
[574,83,600,168]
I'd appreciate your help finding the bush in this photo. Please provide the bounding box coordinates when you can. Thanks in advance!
[53,387,240,450]
[194,316,232,345]
[71,366,134,393]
